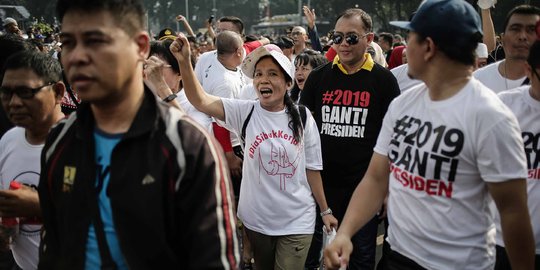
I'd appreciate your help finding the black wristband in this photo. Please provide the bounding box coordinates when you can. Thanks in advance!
[162,93,177,102]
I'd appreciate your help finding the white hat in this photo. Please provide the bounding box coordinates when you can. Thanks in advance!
[3,17,17,27]
[242,46,294,81]
[475,43,489,58]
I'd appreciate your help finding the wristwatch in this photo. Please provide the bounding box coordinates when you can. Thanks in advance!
[320,208,333,217]
[162,93,177,103]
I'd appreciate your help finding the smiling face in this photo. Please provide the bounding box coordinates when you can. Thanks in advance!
[59,9,149,105]
[332,16,373,71]
[253,57,292,112]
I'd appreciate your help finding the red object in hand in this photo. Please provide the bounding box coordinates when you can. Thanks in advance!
[2,181,21,227]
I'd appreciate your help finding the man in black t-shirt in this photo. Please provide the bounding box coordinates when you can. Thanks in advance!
[300,8,400,270]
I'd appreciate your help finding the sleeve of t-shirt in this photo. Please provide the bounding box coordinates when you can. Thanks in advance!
[220,98,256,135]
[475,114,528,183]
[381,67,401,108]
[243,41,262,55]
[303,109,323,170]
[373,100,396,156]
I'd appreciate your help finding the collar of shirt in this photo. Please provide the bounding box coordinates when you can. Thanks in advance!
[332,53,374,74]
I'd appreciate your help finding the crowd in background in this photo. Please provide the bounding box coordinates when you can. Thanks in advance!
[0,0,539,269]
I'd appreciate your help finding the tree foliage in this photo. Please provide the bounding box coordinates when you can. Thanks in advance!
[12,0,540,35]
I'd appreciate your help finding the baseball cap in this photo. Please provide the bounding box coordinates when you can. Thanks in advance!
[156,28,176,41]
[3,17,17,27]
[390,0,482,45]
[241,46,294,81]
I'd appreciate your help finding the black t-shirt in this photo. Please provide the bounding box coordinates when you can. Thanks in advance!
[300,61,400,187]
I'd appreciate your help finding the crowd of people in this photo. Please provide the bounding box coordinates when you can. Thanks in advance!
[0,0,538,269]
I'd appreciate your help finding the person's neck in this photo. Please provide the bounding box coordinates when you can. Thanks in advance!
[217,55,238,71]
[26,107,65,145]
[341,54,367,74]
[91,83,145,134]
[423,60,473,101]
[294,44,306,54]
[499,58,527,80]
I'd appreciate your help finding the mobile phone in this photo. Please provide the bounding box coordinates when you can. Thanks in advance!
[208,15,215,24]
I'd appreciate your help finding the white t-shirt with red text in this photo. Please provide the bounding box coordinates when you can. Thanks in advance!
[497,85,540,253]
[220,99,323,236]
[374,79,527,269]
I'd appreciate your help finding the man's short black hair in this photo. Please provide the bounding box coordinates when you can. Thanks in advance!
[0,35,34,84]
[379,32,394,47]
[336,8,373,33]
[3,50,62,84]
[416,32,480,66]
[150,40,180,74]
[503,5,540,32]
[218,16,244,35]
[56,0,146,35]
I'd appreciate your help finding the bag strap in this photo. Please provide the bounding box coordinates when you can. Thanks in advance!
[298,104,307,128]
[88,170,117,270]
[240,105,256,149]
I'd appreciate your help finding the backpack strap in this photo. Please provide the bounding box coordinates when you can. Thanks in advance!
[298,104,307,128]
[240,105,256,149]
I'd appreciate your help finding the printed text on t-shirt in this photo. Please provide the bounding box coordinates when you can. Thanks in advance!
[248,129,299,159]
[523,132,540,180]
[320,89,370,138]
[388,115,465,198]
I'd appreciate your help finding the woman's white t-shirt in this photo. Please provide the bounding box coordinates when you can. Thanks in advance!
[220,99,323,236]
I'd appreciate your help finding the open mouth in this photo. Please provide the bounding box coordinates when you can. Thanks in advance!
[296,78,305,85]
[260,88,273,97]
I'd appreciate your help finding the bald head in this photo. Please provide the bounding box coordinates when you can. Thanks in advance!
[216,30,243,56]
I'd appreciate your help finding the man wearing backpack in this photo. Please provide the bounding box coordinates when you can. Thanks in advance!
[37,0,239,269]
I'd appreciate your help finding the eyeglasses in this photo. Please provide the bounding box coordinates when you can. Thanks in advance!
[0,82,54,101]
[331,32,369,45]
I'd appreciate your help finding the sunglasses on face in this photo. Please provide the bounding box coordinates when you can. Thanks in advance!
[331,32,369,45]
[0,82,54,101]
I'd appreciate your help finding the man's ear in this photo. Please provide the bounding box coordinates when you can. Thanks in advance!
[366,33,375,44]
[286,80,293,89]
[135,31,151,61]
[52,82,66,104]
[424,37,436,62]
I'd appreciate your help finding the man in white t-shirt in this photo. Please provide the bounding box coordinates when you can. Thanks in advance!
[194,30,248,180]
[0,50,65,269]
[325,1,535,269]
[473,5,540,93]
[495,38,540,270]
